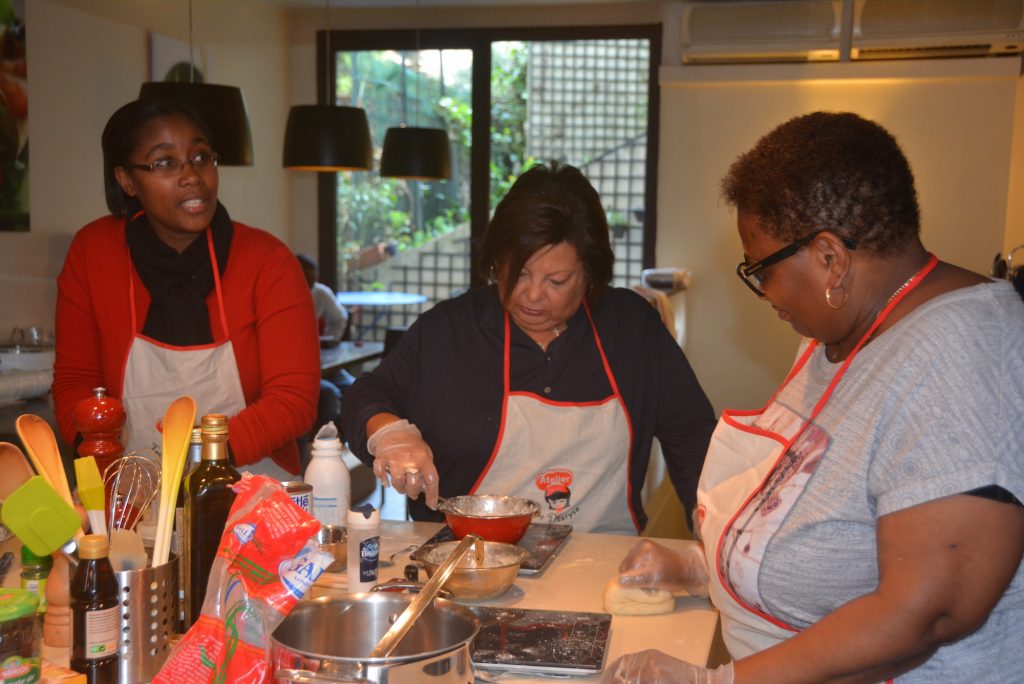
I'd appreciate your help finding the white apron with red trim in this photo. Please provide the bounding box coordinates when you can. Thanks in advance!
[471,305,636,534]
[697,256,937,664]
[120,229,248,461]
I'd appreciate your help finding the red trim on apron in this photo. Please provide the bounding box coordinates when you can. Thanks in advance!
[713,255,938,636]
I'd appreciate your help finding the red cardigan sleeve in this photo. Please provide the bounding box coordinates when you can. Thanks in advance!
[53,217,134,448]
[222,227,320,472]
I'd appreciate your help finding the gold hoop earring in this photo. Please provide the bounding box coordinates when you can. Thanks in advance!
[825,285,847,310]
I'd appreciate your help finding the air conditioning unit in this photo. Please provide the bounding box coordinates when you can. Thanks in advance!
[852,0,1024,60]
[681,0,843,64]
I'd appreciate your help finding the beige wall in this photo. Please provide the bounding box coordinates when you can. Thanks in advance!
[2,1,1021,417]
[1,0,291,335]
[659,57,1022,413]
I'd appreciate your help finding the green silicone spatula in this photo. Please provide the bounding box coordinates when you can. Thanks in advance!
[1,475,83,557]
[74,456,106,535]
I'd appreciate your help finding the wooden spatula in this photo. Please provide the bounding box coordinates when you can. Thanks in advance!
[0,442,35,503]
[16,414,73,507]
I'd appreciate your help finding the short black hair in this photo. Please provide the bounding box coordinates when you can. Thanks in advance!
[721,111,920,256]
[296,253,317,271]
[479,161,614,305]
[101,98,211,216]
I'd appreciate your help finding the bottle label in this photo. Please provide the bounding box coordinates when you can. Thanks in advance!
[20,578,47,612]
[84,606,120,660]
[358,535,379,583]
[312,496,339,526]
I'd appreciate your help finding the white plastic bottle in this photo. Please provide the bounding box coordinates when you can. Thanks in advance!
[346,504,380,593]
[303,421,351,527]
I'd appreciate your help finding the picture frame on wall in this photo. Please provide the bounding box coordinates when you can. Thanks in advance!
[0,1,28,232]
[149,31,207,83]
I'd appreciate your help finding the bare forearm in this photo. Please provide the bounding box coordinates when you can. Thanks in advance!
[733,592,940,684]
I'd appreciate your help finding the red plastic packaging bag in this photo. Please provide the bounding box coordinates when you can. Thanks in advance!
[154,474,332,684]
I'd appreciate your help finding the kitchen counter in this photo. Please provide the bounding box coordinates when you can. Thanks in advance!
[313,521,721,681]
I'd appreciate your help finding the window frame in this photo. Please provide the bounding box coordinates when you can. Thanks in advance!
[315,24,662,292]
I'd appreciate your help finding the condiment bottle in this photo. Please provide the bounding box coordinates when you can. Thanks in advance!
[303,421,351,527]
[346,504,380,593]
[174,426,202,633]
[182,414,240,628]
[19,545,52,617]
[70,534,120,684]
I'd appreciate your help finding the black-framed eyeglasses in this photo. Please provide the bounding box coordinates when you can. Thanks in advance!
[124,151,219,176]
[736,229,856,296]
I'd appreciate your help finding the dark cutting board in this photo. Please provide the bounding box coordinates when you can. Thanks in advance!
[413,522,572,575]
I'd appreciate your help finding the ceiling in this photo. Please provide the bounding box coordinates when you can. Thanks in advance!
[263,0,665,7]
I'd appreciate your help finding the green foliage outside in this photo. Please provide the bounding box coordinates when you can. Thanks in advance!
[333,44,533,260]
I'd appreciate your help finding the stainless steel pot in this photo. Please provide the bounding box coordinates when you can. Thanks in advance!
[272,593,479,684]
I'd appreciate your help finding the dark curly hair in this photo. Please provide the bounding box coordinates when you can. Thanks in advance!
[101,98,211,216]
[479,161,614,305]
[720,111,920,256]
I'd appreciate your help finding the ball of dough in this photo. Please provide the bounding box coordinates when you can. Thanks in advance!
[603,578,675,615]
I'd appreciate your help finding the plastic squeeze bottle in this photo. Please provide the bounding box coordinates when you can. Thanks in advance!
[303,421,351,527]
[70,534,120,684]
[346,504,380,593]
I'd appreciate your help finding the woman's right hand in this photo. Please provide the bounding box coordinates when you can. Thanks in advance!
[616,539,710,596]
[366,418,440,509]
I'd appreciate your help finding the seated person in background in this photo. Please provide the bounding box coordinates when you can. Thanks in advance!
[602,112,1024,683]
[297,253,350,343]
[53,98,320,479]
[340,161,716,533]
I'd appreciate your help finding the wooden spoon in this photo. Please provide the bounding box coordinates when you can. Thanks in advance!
[0,442,35,503]
[16,414,73,506]
[152,396,196,567]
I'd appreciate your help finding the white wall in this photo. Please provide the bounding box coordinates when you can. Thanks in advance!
[0,0,291,335]
[659,57,1022,413]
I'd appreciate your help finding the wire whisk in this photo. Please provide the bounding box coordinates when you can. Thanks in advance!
[103,450,161,540]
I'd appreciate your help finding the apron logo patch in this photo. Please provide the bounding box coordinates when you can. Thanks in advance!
[536,469,573,513]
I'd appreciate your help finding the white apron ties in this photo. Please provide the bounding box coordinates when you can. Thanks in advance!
[471,304,637,534]
[697,255,938,661]
[120,228,247,461]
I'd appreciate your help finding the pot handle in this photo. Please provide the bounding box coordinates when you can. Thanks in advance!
[274,668,371,684]
[370,579,454,600]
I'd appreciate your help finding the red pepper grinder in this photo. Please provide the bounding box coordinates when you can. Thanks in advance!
[74,387,126,480]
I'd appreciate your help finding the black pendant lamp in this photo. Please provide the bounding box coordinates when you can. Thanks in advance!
[138,82,253,166]
[283,105,372,171]
[138,1,253,166]
[379,4,451,181]
[282,0,373,172]
[380,126,450,180]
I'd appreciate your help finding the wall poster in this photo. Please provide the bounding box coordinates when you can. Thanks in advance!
[0,0,27,232]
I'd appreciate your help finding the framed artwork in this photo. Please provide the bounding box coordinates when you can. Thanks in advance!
[0,0,28,232]
[149,31,207,83]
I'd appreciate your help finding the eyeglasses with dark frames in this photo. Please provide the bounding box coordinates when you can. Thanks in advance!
[124,151,219,176]
[736,229,856,297]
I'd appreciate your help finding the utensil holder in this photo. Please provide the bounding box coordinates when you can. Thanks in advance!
[114,554,177,684]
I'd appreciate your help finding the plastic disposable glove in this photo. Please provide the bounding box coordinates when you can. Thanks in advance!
[616,539,710,597]
[600,650,733,684]
[367,419,440,509]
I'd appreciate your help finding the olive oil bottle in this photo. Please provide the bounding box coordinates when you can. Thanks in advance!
[182,414,240,628]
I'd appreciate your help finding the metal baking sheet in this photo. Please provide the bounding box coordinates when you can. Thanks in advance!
[413,523,572,575]
[469,606,612,675]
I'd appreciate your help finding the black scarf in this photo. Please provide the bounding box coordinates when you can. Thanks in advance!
[126,202,233,346]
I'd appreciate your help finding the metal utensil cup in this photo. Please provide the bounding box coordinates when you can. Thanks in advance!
[114,553,177,684]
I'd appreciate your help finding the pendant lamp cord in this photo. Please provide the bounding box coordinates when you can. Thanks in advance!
[324,0,331,105]
[187,0,195,83]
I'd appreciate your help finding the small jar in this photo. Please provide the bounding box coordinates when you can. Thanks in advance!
[19,546,52,614]
[0,588,40,684]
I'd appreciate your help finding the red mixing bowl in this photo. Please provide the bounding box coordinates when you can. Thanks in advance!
[438,495,540,544]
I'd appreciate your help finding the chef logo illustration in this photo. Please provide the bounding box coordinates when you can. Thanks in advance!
[536,469,578,521]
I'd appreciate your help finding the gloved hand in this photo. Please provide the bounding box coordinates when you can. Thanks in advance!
[616,539,709,597]
[600,650,733,684]
[367,419,440,509]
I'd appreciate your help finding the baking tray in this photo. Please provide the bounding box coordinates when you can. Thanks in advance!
[469,606,612,676]
[413,522,572,575]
